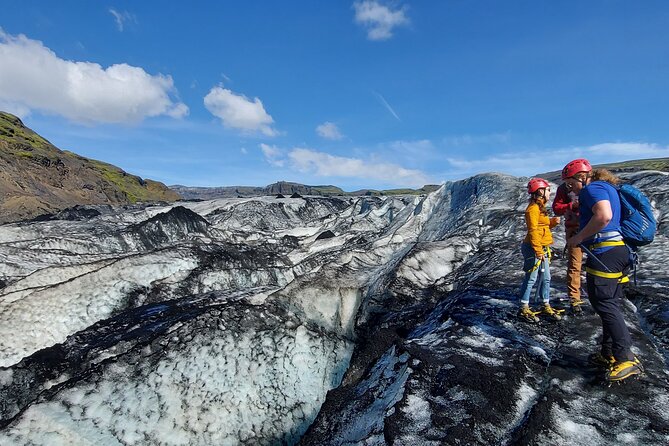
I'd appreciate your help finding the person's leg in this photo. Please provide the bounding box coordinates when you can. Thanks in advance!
[599,281,634,362]
[601,318,613,357]
[519,271,538,305]
[541,254,551,304]
[592,272,642,381]
[533,267,544,303]
[565,227,583,304]
[519,243,539,305]
[538,255,562,319]
[567,244,583,301]
[586,275,613,358]
[518,243,541,322]
[586,246,635,362]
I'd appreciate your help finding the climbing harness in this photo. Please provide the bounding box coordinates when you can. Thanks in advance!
[579,244,630,284]
[524,246,551,273]
[583,230,640,285]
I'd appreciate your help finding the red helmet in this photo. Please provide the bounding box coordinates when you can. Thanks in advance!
[527,177,550,194]
[562,158,592,180]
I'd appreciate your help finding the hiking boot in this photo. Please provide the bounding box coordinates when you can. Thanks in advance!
[588,352,615,368]
[606,358,644,383]
[570,298,585,313]
[540,303,563,321]
[518,305,539,323]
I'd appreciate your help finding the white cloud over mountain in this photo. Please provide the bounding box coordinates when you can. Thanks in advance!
[260,143,285,167]
[0,29,188,124]
[353,1,409,41]
[261,144,431,187]
[204,86,277,136]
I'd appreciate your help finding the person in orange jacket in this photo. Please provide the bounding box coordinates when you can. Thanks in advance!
[552,180,585,311]
[518,178,562,322]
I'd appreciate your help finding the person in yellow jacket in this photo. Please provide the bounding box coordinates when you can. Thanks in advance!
[518,178,562,322]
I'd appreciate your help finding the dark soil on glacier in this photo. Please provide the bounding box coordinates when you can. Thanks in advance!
[300,281,669,445]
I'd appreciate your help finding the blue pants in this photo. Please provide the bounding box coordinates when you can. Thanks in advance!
[519,242,551,305]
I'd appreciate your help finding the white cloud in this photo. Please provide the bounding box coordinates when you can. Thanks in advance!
[442,132,512,147]
[109,9,137,32]
[353,1,409,41]
[387,139,434,154]
[316,122,344,140]
[586,142,669,158]
[288,148,430,187]
[379,139,439,166]
[261,144,430,186]
[240,147,248,155]
[204,86,277,136]
[446,142,669,177]
[0,30,188,124]
[260,143,284,167]
[0,100,30,119]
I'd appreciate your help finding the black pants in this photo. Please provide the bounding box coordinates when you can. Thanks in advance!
[586,245,634,362]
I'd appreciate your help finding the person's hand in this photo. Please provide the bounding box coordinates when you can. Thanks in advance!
[535,254,544,260]
[550,216,561,226]
[571,201,580,211]
[566,233,583,249]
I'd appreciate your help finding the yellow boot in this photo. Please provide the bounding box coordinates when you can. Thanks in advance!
[540,303,563,321]
[606,358,643,382]
[518,304,539,323]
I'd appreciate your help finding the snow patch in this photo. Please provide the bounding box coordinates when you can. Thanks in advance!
[546,405,606,445]
[528,346,550,363]
[0,368,13,386]
[514,382,538,421]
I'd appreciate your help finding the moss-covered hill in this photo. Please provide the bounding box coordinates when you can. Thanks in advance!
[0,112,180,223]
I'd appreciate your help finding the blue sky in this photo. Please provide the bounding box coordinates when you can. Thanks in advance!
[1,1,668,190]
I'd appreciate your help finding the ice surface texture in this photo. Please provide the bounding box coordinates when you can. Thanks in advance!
[1,171,668,445]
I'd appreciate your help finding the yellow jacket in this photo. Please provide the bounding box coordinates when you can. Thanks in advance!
[524,202,559,257]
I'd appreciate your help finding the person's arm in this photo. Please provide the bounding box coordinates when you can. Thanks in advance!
[552,185,572,216]
[567,200,612,247]
[525,206,544,258]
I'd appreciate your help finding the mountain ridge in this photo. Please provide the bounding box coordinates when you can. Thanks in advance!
[170,181,442,200]
[172,158,669,201]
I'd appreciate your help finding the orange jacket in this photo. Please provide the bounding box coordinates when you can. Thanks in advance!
[524,202,559,256]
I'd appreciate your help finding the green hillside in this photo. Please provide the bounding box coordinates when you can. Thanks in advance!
[0,112,180,223]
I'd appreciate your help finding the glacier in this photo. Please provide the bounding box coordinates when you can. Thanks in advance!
[0,171,668,445]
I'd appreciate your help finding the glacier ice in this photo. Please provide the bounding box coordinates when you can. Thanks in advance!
[0,172,668,445]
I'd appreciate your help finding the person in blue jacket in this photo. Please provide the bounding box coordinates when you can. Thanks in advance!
[564,158,643,383]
